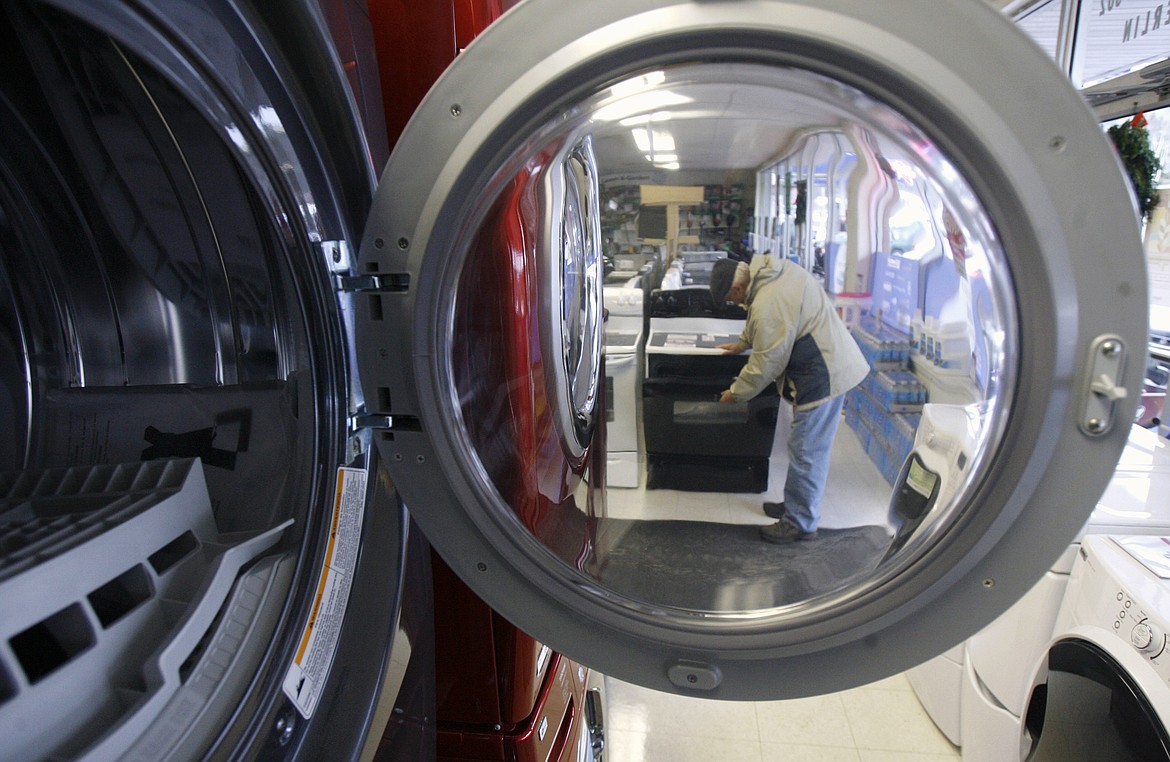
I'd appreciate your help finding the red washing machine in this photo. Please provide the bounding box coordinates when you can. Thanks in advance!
[365,4,604,760]
[0,1,1152,761]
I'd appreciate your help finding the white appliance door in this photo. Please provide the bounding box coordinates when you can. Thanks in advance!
[604,350,641,454]
[355,0,1149,699]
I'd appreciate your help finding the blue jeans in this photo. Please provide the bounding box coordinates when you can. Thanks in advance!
[782,395,845,533]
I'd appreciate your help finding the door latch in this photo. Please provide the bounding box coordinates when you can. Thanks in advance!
[1078,335,1128,436]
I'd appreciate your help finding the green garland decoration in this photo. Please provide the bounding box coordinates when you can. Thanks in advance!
[1108,119,1161,220]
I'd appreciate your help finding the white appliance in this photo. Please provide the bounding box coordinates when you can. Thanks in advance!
[604,287,645,487]
[887,404,982,545]
[907,642,966,745]
[897,403,983,747]
[1017,534,1170,759]
[644,316,746,355]
[908,424,1170,757]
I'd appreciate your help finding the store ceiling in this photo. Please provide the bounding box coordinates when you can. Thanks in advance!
[587,70,859,176]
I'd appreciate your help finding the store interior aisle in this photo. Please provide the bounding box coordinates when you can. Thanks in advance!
[607,405,893,530]
[603,672,960,762]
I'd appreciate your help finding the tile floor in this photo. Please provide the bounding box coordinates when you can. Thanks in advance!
[603,672,959,761]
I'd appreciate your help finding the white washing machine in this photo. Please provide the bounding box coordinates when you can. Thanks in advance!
[1018,534,1170,759]
[604,287,645,487]
[907,641,966,745]
[908,424,1170,757]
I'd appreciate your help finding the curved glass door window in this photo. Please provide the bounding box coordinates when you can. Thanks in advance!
[442,61,1013,614]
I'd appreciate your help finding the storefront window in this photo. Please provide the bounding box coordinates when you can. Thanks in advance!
[1016,0,1065,62]
[1073,0,1170,88]
[1103,110,1170,312]
[1103,109,1170,187]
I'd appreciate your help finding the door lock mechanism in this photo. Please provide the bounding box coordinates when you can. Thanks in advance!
[1079,336,1128,436]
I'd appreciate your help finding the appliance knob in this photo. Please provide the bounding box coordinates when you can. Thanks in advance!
[1130,622,1159,653]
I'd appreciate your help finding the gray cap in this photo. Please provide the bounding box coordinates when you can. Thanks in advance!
[709,258,740,303]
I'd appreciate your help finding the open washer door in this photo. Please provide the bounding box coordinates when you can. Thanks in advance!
[356,0,1150,700]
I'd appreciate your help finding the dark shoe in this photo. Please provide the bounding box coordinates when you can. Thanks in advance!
[763,501,786,519]
[759,519,818,544]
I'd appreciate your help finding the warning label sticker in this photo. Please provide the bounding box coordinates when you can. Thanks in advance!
[282,466,367,718]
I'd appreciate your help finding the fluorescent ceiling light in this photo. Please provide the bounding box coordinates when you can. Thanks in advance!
[632,128,651,152]
[651,130,675,152]
[619,111,673,127]
[593,90,692,122]
[631,127,675,153]
[609,71,666,98]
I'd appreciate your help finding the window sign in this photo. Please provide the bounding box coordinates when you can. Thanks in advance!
[1017,0,1065,63]
[1074,0,1170,88]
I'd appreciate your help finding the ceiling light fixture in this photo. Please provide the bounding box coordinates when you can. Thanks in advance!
[619,110,673,127]
[593,90,691,122]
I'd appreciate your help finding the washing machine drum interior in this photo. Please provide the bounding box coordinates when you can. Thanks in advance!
[0,8,330,522]
[0,3,388,760]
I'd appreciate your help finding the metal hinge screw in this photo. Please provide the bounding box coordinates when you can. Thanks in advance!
[275,710,297,746]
